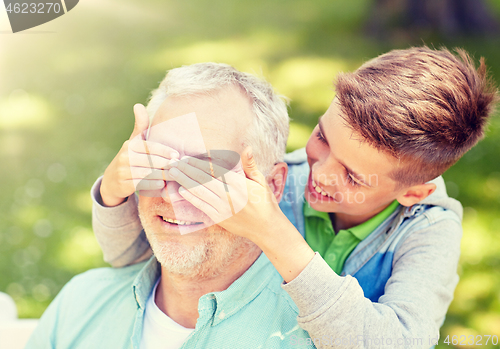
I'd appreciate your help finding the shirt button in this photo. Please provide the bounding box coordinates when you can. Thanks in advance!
[218,311,225,320]
[327,254,336,261]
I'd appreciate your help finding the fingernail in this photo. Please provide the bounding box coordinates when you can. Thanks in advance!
[156,181,164,188]
[170,152,179,159]
[170,168,180,177]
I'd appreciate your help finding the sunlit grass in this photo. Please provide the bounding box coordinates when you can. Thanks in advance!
[270,57,342,113]
[287,122,313,151]
[150,33,288,73]
[460,209,500,264]
[0,91,52,130]
[57,226,103,274]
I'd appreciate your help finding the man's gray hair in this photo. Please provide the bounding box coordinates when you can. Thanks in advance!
[146,62,289,175]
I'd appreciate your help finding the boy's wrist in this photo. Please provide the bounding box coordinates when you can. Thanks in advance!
[256,213,315,283]
[251,211,293,247]
[99,179,127,207]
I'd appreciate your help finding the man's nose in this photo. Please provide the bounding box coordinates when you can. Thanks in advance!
[162,181,184,203]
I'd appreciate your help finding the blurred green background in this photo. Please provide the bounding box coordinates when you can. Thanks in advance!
[0,0,499,348]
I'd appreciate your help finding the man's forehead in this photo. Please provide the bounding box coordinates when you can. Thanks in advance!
[153,89,252,123]
[149,92,251,153]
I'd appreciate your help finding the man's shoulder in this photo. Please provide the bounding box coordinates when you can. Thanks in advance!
[256,260,301,315]
[58,261,148,306]
[50,262,147,329]
[69,260,147,286]
[263,282,300,315]
[27,262,146,349]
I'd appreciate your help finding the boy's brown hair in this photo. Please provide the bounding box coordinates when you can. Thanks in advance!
[335,46,499,187]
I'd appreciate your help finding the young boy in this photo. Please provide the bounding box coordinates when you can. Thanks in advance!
[92,47,498,348]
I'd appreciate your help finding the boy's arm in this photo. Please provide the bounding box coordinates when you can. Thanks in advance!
[281,218,461,349]
[92,176,152,267]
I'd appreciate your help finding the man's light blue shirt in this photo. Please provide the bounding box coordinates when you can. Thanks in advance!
[26,253,315,349]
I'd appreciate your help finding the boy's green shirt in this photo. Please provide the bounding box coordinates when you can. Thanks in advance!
[303,200,400,274]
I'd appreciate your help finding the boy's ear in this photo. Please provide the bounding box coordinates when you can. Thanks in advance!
[396,182,437,207]
[266,162,288,202]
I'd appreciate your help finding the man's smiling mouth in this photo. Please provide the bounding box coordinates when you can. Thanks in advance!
[161,216,204,226]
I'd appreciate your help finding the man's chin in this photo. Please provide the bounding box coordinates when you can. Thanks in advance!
[152,241,210,277]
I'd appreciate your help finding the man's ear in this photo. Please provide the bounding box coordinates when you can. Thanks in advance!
[266,162,288,202]
[396,182,437,207]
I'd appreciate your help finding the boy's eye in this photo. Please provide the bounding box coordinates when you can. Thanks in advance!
[346,172,361,188]
[316,130,328,145]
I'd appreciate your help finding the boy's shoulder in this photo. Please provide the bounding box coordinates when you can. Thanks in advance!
[283,148,310,190]
[418,176,463,221]
[284,147,307,165]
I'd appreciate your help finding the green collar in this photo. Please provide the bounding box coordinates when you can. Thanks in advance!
[303,200,400,239]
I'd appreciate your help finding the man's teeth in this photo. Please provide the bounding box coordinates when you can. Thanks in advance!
[312,179,332,198]
[162,217,202,225]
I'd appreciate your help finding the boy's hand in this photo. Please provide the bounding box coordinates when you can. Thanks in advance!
[168,147,274,240]
[100,104,179,207]
[170,147,315,282]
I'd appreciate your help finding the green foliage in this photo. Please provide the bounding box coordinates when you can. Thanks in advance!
[0,0,499,346]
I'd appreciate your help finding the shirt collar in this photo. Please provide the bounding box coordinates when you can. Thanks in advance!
[349,200,400,239]
[132,256,161,309]
[209,253,276,325]
[303,200,400,240]
[131,252,277,326]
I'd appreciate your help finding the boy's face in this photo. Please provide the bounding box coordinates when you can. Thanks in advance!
[305,99,407,222]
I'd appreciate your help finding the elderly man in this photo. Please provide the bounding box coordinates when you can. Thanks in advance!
[26,63,315,349]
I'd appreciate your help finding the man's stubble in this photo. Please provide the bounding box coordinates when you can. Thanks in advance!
[138,198,258,279]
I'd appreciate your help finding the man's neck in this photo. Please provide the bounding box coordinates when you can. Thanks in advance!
[155,247,262,328]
